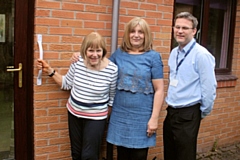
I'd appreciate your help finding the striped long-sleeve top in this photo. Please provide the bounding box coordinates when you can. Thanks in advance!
[61,56,118,120]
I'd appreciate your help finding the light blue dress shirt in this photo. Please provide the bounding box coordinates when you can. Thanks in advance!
[165,38,217,118]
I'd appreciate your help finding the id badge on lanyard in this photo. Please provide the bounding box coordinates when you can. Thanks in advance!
[170,41,196,87]
[170,77,178,87]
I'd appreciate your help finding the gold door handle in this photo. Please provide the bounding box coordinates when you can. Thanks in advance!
[7,63,22,88]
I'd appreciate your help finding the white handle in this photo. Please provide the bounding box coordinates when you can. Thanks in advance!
[37,34,43,85]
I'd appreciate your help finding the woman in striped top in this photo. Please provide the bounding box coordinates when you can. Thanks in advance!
[37,32,118,160]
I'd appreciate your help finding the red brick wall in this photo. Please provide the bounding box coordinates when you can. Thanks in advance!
[33,0,240,159]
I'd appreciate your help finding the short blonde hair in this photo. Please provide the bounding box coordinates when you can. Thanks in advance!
[80,32,107,59]
[121,17,153,52]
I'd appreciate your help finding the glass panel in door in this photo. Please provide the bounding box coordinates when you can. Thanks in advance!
[0,0,15,159]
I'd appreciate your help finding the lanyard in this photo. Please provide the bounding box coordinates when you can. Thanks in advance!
[176,41,196,75]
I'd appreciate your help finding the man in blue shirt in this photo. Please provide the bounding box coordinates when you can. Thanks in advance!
[164,12,217,160]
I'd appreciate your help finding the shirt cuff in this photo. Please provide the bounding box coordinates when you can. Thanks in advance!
[201,112,209,119]
[61,76,65,89]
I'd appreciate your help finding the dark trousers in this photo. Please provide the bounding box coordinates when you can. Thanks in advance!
[68,112,106,160]
[117,146,149,160]
[163,104,201,160]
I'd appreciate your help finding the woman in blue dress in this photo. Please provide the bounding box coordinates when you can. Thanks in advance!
[106,17,164,160]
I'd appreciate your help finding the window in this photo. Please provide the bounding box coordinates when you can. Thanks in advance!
[172,0,237,75]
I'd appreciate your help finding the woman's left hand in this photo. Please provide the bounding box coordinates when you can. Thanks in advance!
[147,117,158,137]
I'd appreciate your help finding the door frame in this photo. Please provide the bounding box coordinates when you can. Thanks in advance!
[14,0,35,159]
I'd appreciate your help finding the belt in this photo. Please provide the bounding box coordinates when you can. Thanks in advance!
[70,95,108,107]
[168,103,200,112]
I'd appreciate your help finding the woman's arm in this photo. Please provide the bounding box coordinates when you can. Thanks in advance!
[147,79,164,137]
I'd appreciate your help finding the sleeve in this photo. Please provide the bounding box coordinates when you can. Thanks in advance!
[197,52,217,118]
[151,51,164,79]
[107,65,118,106]
[109,48,120,63]
[61,63,77,90]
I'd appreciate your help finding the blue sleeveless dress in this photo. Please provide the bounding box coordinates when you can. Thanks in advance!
[106,48,163,148]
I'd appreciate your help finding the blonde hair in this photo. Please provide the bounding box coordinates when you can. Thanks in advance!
[121,17,153,52]
[80,32,107,59]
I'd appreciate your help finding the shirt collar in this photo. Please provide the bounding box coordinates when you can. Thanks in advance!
[177,38,196,54]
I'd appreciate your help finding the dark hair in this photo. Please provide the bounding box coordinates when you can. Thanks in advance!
[174,12,198,29]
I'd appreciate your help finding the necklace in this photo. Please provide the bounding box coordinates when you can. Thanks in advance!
[85,61,101,86]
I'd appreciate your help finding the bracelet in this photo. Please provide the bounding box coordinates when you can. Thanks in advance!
[48,70,55,77]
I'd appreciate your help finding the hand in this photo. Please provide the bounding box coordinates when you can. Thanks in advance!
[147,117,158,137]
[37,59,52,75]
[71,52,80,63]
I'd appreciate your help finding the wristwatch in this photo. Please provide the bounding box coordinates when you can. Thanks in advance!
[48,70,55,77]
